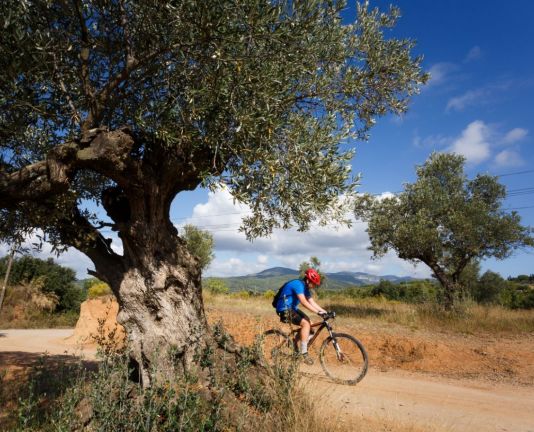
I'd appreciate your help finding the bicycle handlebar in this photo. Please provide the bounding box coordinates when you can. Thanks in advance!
[320,311,336,320]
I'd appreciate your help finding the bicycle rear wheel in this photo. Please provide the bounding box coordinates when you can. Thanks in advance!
[319,333,368,385]
[259,329,293,367]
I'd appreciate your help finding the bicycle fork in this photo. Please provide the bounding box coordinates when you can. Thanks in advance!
[325,322,344,361]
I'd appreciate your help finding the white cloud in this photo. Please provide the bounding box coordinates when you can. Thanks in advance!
[446,81,512,112]
[426,62,458,87]
[464,46,482,62]
[185,189,431,279]
[502,128,528,144]
[412,131,451,149]
[207,257,261,277]
[494,149,524,167]
[446,89,487,112]
[447,120,491,164]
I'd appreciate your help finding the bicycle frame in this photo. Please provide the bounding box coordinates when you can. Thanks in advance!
[288,316,335,350]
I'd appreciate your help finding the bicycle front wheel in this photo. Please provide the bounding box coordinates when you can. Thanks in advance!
[319,333,368,385]
[259,329,293,367]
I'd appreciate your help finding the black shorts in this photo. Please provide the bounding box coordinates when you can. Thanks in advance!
[277,309,310,326]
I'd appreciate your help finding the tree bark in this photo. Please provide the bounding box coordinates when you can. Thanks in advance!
[112,239,208,387]
[429,264,458,311]
[0,245,16,313]
[0,128,213,387]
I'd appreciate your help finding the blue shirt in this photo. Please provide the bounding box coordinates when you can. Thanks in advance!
[275,279,312,312]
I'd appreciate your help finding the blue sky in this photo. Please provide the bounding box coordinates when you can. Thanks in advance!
[3,0,533,279]
[174,0,534,279]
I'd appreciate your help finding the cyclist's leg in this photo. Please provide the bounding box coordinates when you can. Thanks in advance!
[294,309,311,352]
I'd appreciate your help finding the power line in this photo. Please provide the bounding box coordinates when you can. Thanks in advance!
[172,211,246,221]
[496,169,534,177]
[505,205,534,210]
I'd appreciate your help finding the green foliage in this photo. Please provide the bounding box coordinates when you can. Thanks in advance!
[1,0,427,248]
[500,283,534,309]
[333,279,438,304]
[0,255,83,312]
[0,282,80,329]
[7,327,318,432]
[474,271,507,304]
[263,289,275,299]
[87,281,112,299]
[203,278,230,295]
[355,152,534,308]
[299,256,327,287]
[181,224,215,271]
[458,260,481,299]
[508,274,534,283]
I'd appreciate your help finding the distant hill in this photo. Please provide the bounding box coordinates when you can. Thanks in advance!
[205,267,419,292]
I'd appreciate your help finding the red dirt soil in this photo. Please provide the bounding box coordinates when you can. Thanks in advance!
[64,298,534,385]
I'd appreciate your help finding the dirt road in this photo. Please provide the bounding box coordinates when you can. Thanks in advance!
[0,328,97,357]
[300,365,534,432]
[1,328,533,432]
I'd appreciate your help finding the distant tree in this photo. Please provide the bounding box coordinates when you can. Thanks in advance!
[299,256,327,287]
[203,278,229,295]
[355,153,534,310]
[458,260,481,300]
[0,0,426,384]
[0,255,82,311]
[181,225,214,271]
[371,279,397,299]
[508,274,534,284]
[475,271,507,305]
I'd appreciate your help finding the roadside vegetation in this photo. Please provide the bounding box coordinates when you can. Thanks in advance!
[0,256,85,328]
[203,275,534,336]
[0,326,353,432]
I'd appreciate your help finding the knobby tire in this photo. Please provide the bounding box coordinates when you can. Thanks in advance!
[319,333,368,385]
[259,329,293,367]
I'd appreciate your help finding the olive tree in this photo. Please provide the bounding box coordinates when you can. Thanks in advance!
[355,153,534,309]
[181,224,214,271]
[0,0,426,384]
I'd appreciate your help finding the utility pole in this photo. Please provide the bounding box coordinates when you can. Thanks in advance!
[0,244,17,313]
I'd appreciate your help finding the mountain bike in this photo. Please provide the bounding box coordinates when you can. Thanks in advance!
[259,311,368,385]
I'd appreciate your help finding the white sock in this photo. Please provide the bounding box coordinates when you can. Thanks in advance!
[300,341,308,354]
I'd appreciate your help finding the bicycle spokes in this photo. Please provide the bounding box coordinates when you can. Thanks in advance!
[320,333,368,384]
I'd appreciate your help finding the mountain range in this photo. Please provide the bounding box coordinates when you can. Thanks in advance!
[206,266,419,292]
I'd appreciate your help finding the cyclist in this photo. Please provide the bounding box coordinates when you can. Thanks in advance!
[274,268,328,365]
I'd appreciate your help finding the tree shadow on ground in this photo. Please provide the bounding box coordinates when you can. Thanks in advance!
[327,303,391,318]
[0,351,99,429]
[0,350,98,372]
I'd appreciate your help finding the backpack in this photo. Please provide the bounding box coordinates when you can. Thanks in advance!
[271,283,286,309]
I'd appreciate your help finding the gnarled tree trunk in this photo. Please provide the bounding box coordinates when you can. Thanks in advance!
[113,240,208,387]
[430,264,459,311]
[0,128,215,388]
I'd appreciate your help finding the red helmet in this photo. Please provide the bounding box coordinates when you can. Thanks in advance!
[304,268,321,286]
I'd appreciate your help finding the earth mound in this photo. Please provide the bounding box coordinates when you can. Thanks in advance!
[66,297,125,346]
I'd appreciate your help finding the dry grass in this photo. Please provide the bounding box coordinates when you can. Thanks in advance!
[0,283,79,329]
[205,293,534,336]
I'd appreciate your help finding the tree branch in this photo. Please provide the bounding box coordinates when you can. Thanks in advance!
[0,127,140,208]
[58,206,124,286]
[72,0,96,127]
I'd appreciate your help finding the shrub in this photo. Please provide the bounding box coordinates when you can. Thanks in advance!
[87,281,112,298]
[263,289,275,299]
[203,278,230,295]
[0,255,83,312]
[234,290,251,299]
[7,326,340,432]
